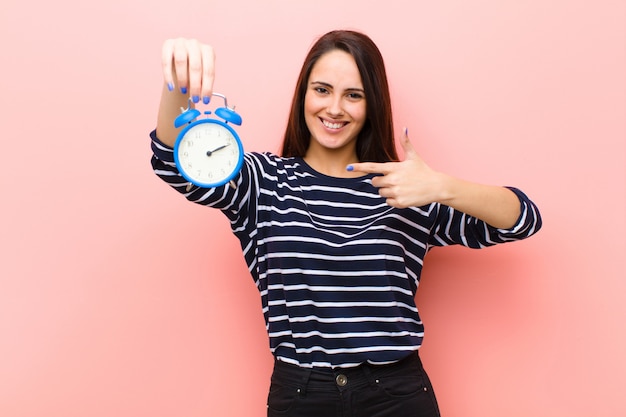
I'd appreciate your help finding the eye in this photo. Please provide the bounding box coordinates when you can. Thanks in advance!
[314,86,329,94]
[347,92,364,101]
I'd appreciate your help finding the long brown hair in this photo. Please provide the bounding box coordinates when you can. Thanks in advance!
[280,30,398,162]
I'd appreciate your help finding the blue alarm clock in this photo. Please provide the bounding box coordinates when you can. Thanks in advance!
[173,93,244,188]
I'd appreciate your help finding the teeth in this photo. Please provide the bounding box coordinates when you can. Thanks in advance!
[322,119,345,129]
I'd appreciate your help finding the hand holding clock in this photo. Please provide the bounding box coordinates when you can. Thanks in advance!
[156,38,244,189]
[157,38,217,148]
[161,38,216,103]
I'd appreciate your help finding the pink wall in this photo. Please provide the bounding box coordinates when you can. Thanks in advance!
[1,0,624,416]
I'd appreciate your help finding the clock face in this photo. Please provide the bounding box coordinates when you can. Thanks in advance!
[174,119,244,187]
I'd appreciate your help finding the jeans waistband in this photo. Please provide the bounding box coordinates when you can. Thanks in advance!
[271,351,423,393]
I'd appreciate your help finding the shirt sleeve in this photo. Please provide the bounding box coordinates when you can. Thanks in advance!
[427,186,542,249]
[149,130,258,230]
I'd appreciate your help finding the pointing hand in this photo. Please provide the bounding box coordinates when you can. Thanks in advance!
[348,128,446,208]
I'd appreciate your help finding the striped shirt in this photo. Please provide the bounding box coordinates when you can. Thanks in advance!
[151,131,542,369]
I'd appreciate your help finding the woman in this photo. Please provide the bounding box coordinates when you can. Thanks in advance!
[151,30,542,417]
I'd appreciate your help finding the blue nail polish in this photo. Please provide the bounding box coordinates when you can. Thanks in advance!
[167,83,174,92]
[181,87,188,94]
[346,165,354,172]
[203,96,211,105]
[192,95,200,103]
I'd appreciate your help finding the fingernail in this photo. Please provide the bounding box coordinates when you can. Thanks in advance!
[180,87,188,94]
[346,165,354,172]
[202,96,211,105]
[192,95,200,103]
[167,82,174,92]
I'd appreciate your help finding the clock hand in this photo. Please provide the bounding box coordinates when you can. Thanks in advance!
[206,143,230,157]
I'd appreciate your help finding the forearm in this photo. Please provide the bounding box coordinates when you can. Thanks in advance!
[436,175,521,229]
[155,83,190,148]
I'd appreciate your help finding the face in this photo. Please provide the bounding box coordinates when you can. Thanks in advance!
[304,49,367,159]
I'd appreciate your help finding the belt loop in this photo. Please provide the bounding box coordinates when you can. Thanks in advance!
[361,364,378,388]
[297,368,312,397]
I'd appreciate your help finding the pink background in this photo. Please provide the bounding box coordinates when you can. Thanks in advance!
[1,0,625,416]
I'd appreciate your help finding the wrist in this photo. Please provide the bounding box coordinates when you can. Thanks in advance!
[433,172,459,205]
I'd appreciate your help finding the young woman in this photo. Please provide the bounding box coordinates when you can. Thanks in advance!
[151,30,542,417]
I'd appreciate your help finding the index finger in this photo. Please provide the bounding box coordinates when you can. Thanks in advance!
[347,161,394,175]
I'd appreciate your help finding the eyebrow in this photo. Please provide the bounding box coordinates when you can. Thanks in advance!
[310,81,365,93]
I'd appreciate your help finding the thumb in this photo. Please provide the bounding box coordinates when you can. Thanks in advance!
[400,127,419,160]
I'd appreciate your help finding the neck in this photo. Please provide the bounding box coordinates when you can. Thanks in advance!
[303,148,361,178]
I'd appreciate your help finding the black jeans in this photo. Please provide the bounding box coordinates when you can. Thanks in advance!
[267,352,441,417]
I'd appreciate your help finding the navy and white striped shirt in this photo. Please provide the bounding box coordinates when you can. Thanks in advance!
[151,131,542,369]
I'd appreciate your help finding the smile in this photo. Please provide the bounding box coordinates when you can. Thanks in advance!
[321,118,348,130]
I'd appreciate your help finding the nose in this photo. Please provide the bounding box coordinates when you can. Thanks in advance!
[326,96,344,117]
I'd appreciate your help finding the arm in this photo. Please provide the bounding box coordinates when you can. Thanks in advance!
[434,176,520,229]
[151,38,230,203]
[349,128,529,230]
